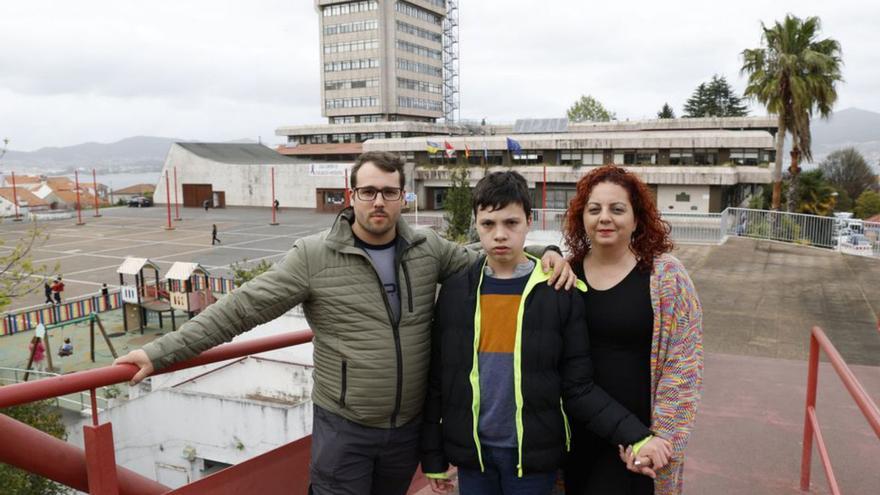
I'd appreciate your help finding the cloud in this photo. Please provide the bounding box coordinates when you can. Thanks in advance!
[1,0,878,150]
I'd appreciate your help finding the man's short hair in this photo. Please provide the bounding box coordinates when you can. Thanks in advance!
[351,152,406,189]
[472,171,532,218]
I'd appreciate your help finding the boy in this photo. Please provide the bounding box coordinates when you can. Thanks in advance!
[421,171,667,494]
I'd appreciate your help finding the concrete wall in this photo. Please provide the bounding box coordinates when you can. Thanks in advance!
[69,358,314,489]
[154,145,353,209]
[656,185,711,212]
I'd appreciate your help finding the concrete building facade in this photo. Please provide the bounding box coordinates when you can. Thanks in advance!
[316,0,446,123]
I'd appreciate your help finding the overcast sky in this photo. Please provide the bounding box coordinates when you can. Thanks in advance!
[1,0,878,151]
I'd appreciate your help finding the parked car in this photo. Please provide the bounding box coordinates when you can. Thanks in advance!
[128,196,153,207]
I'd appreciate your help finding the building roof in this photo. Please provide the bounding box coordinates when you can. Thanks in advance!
[117,257,161,276]
[364,129,775,153]
[866,214,880,223]
[54,189,97,206]
[176,143,304,165]
[4,175,43,185]
[277,143,363,156]
[165,262,209,281]
[0,188,49,207]
[46,177,76,191]
[114,183,156,195]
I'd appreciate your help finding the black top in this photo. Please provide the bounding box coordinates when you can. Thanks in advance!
[575,263,653,426]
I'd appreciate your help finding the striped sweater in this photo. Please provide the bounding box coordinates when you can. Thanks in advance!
[648,254,704,495]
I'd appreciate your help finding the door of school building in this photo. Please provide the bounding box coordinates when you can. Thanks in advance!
[182,184,213,207]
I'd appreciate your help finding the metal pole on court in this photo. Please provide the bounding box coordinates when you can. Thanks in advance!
[344,169,350,208]
[173,166,181,221]
[270,166,278,226]
[92,168,101,217]
[164,172,174,230]
[542,162,547,230]
[11,171,22,222]
[74,170,85,226]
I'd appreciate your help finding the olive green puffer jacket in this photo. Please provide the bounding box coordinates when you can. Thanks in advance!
[143,208,477,428]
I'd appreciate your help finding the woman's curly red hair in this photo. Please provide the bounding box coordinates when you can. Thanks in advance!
[563,165,673,271]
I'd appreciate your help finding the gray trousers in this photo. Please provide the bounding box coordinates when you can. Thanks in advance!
[309,404,421,495]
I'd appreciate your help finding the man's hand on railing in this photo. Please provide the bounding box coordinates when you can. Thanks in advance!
[113,350,154,385]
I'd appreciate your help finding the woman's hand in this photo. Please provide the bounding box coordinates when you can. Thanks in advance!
[618,436,673,478]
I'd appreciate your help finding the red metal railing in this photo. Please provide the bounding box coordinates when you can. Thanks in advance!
[800,326,880,494]
[0,330,314,494]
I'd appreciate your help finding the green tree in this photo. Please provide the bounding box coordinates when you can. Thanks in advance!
[854,190,880,219]
[683,75,748,118]
[657,103,675,119]
[819,148,876,202]
[566,95,616,122]
[741,14,843,211]
[0,401,69,494]
[444,166,472,241]
[0,225,57,310]
[229,258,273,287]
[795,169,836,216]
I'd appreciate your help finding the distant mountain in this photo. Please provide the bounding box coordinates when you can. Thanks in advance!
[810,107,880,172]
[1,136,259,173]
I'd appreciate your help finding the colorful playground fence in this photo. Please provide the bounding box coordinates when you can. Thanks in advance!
[1,276,237,337]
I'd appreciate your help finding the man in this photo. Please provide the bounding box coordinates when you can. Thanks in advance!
[211,224,221,245]
[114,151,574,495]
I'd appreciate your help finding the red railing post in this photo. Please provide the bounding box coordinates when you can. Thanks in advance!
[799,326,880,494]
[84,422,121,495]
[799,332,819,491]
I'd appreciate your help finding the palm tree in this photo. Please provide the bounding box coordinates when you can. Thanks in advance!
[741,14,843,211]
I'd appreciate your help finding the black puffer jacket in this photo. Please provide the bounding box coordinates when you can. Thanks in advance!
[421,256,650,476]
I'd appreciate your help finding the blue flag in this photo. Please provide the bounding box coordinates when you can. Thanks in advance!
[506,137,523,155]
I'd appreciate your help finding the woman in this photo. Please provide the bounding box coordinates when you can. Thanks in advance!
[562,165,703,495]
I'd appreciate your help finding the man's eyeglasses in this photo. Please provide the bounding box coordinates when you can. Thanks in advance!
[353,187,403,201]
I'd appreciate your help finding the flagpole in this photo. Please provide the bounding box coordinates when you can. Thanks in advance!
[542,162,547,230]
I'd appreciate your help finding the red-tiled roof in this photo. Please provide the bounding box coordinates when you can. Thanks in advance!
[113,183,156,194]
[277,143,363,156]
[0,187,50,207]
[867,214,880,223]
[54,189,97,207]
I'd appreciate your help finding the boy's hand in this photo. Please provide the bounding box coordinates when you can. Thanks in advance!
[428,477,456,493]
[113,350,154,385]
[541,250,576,290]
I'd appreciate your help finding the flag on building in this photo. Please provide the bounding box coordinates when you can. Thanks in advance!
[506,137,523,155]
[465,144,471,159]
[444,140,456,158]
[426,140,441,154]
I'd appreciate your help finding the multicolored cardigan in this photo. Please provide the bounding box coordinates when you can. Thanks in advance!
[649,254,704,495]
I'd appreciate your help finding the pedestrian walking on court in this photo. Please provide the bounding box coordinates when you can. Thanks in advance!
[51,277,65,304]
[101,283,110,309]
[44,281,53,304]
[211,224,221,245]
[203,199,211,212]
[274,199,280,211]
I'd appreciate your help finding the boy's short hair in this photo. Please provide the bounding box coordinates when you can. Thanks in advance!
[472,171,532,218]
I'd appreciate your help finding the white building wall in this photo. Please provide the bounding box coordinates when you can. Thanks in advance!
[154,144,354,209]
[656,185,711,212]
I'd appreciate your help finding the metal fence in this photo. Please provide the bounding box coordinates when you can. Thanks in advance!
[722,208,838,249]
[0,366,110,413]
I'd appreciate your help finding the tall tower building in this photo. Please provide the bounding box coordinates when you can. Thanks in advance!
[316,0,446,124]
